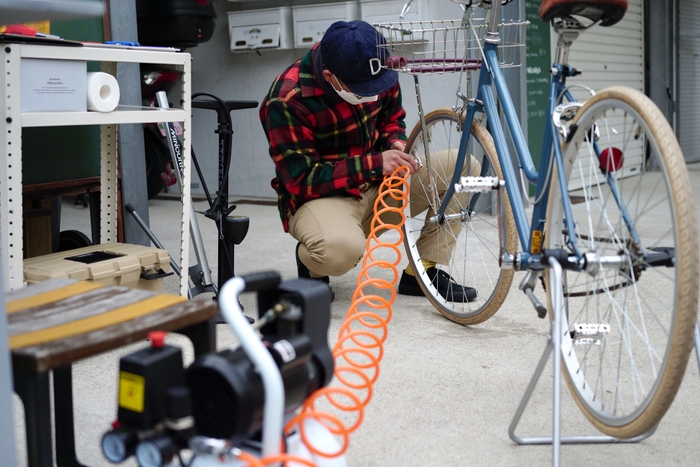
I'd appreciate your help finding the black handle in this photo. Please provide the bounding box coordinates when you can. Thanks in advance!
[241,271,281,292]
[140,268,174,281]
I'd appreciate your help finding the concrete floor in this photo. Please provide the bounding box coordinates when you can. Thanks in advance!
[12,164,700,466]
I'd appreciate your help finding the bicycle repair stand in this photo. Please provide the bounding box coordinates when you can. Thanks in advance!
[508,257,700,467]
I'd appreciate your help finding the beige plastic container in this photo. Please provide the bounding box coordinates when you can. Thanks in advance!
[23,243,171,292]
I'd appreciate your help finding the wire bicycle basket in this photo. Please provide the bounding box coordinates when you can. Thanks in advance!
[375,17,529,75]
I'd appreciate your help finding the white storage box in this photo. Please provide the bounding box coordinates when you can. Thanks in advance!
[228,7,293,52]
[23,243,171,292]
[20,59,87,112]
[292,2,359,48]
[360,0,422,24]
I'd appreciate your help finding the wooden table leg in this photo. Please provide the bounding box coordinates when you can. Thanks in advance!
[14,370,53,467]
[179,318,217,357]
[54,365,87,467]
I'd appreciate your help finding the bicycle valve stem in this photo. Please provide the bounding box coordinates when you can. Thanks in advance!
[411,150,423,171]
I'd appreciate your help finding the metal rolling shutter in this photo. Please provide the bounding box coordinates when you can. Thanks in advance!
[565,0,644,94]
[562,0,644,190]
[679,0,700,162]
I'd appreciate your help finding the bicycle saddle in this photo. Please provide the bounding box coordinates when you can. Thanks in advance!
[538,0,627,27]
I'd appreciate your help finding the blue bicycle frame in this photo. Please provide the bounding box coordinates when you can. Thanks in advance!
[435,3,619,271]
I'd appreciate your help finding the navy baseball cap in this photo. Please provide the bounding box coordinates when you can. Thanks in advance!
[320,20,398,97]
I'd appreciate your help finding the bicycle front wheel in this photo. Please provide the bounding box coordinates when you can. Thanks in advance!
[403,108,517,325]
[545,87,699,438]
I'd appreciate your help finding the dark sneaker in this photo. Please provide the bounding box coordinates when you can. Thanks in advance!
[296,242,311,278]
[398,267,477,302]
[295,242,334,302]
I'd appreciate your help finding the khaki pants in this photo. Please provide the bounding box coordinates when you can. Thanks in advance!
[289,151,480,277]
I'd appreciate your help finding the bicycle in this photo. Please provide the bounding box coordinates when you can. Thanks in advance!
[375,0,699,439]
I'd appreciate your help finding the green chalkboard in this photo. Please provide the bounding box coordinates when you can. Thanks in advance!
[22,17,104,185]
[524,1,551,180]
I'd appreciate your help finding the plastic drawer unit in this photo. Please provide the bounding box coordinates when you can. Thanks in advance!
[292,2,359,49]
[23,243,171,292]
[228,7,293,52]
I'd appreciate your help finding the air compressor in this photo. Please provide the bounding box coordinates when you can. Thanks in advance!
[100,272,345,467]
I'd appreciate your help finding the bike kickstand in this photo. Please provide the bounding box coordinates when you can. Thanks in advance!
[508,257,655,467]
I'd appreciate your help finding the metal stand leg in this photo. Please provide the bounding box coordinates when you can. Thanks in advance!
[694,322,700,373]
[179,319,217,357]
[125,204,182,277]
[88,191,101,245]
[155,91,217,298]
[508,258,655,467]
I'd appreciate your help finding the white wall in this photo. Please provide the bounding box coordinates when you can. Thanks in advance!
[188,0,481,200]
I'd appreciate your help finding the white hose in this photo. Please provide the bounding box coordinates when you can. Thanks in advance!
[218,277,284,460]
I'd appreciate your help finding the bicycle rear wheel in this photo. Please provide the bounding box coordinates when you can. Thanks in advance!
[404,108,516,325]
[545,87,699,438]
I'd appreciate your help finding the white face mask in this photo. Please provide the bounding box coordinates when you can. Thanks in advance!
[333,76,378,105]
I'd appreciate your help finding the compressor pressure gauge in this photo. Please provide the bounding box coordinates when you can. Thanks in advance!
[135,436,176,467]
[101,429,136,463]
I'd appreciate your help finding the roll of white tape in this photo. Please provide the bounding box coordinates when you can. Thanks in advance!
[86,72,120,112]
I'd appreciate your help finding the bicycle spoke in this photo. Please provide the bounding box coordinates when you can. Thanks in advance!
[546,88,698,437]
[403,110,515,324]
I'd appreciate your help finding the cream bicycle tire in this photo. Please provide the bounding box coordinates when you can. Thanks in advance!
[545,86,699,438]
[403,108,517,325]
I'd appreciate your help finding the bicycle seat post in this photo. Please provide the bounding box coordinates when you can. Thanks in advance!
[485,0,503,42]
[552,18,584,68]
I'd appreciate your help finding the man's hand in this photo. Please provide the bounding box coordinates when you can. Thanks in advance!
[382,146,419,177]
[391,141,407,152]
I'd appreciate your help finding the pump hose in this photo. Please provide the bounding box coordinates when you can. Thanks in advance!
[248,168,409,465]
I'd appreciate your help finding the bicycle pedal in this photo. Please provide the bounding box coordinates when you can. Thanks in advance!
[454,176,502,193]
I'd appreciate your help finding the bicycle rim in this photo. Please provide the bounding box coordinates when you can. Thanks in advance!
[403,108,516,325]
[545,87,699,438]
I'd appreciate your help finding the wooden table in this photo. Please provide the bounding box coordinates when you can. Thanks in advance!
[22,177,102,257]
[6,278,217,467]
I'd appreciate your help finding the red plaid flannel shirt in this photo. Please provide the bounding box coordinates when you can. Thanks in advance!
[259,45,407,231]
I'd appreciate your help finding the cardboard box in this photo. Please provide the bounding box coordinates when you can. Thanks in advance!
[23,243,171,292]
[20,58,87,112]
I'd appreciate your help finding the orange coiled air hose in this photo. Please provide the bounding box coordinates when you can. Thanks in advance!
[249,168,410,465]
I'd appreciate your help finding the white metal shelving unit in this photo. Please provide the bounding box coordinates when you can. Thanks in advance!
[0,43,192,297]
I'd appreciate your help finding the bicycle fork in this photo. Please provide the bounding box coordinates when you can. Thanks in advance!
[413,74,440,212]
[454,174,549,318]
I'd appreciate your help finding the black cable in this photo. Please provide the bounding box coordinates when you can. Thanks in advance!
[190,145,214,207]
[192,92,233,127]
